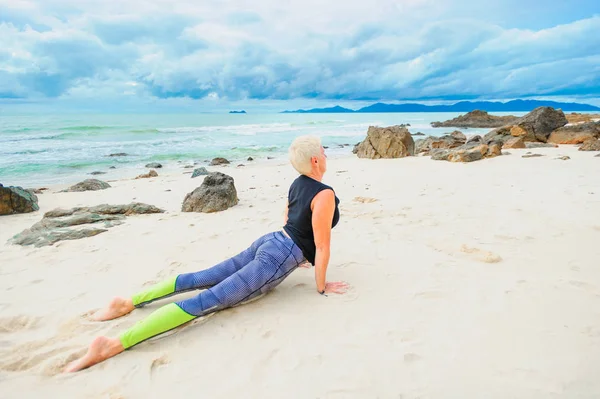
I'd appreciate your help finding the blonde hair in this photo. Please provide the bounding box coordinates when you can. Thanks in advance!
[288,135,322,175]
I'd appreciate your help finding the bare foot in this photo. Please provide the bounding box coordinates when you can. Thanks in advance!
[93,297,134,321]
[64,336,124,372]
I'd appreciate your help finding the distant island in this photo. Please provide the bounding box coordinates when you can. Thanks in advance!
[229,110,247,114]
[282,99,600,113]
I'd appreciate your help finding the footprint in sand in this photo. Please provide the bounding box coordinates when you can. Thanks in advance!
[0,315,41,333]
[150,354,170,377]
[459,245,502,263]
[353,196,378,204]
[413,289,445,300]
[0,341,81,373]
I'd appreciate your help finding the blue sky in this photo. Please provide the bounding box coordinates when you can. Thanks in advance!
[1,0,599,112]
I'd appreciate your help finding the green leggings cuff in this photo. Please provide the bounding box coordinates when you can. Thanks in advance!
[119,303,196,349]
[131,276,178,307]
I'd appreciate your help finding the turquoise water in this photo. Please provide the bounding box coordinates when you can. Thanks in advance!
[0,112,524,187]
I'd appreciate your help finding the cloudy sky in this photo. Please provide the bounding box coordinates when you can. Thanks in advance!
[1,0,599,111]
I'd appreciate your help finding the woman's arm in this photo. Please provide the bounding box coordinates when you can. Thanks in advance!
[311,189,335,293]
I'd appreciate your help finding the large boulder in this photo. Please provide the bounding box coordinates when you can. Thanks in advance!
[548,122,600,144]
[8,202,164,247]
[210,157,230,166]
[484,107,568,144]
[182,172,238,213]
[0,184,39,215]
[503,137,526,149]
[354,125,415,159]
[191,167,210,178]
[579,139,600,151]
[61,179,111,193]
[431,110,519,128]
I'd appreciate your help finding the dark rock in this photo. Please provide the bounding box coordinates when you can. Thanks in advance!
[237,164,245,167]
[432,110,519,128]
[525,142,558,149]
[135,170,158,179]
[191,167,210,178]
[247,157,254,161]
[354,125,415,159]
[89,171,106,175]
[182,172,238,213]
[557,156,571,160]
[210,157,230,166]
[412,132,425,136]
[183,165,194,169]
[522,153,544,158]
[595,154,600,157]
[61,179,111,192]
[8,202,163,247]
[466,135,483,144]
[145,162,162,168]
[267,157,274,160]
[0,185,39,215]
[548,122,600,144]
[579,139,600,151]
[430,149,452,161]
[109,166,116,169]
[107,153,128,157]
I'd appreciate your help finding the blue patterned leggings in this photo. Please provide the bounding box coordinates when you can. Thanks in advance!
[170,231,305,316]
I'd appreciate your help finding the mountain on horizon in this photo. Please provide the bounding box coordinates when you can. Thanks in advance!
[281,99,600,113]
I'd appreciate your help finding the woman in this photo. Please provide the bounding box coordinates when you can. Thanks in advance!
[65,135,348,372]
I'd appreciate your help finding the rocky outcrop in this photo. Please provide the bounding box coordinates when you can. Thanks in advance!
[431,110,519,128]
[191,167,210,178]
[0,184,39,216]
[182,172,238,213]
[484,107,568,144]
[566,113,600,124]
[60,179,111,193]
[8,203,164,247]
[547,122,600,144]
[430,141,502,163]
[354,125,415,159]
[210,157,230,166]
[579,139,600,151]
[415,131,466,155]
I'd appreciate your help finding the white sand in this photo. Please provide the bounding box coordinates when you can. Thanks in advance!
[1,146,600,398]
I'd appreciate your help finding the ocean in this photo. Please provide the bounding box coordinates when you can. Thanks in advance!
[0,112,526,188]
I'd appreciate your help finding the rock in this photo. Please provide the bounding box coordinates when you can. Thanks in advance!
[0,185,39,215]
[595,154,600,157]
[183,165,194,169]
[430,141,501,163]
[135,170,158,179]
[61,179,111,192]
[484,107,568,143]
[354,125,415,159]
[466,135,483,144]
[431,110,519,128]
[8,202,164,247]
[109,166,116,169]
[414,131,465,155]
[191,167,210,178]
[210,157,230,166]
[182,172,238,213]
[267,157,274,160]
[447,143,488,163]
[557,156,571,160]
[579,139,600,151]
[566,113,600,124]
[237,164,245,167]
[247,157,254,161]
[145,162,162,168]
[89,171,106,175]
[412,132,425,136]
[30,187,48,195]
[522,153,544,158]
[107,153,128,157]
[525,142,558,149]
[503,137,526,149]
[548,122,600,144]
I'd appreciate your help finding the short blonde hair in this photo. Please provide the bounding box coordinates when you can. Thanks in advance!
[288,135,322,175]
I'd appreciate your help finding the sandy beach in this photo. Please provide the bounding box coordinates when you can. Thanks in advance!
[1,145,600,398]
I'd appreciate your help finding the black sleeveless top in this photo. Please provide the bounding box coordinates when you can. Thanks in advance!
[283,175,340,265]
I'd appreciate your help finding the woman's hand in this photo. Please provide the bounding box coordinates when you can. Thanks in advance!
[321,281,349,295]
